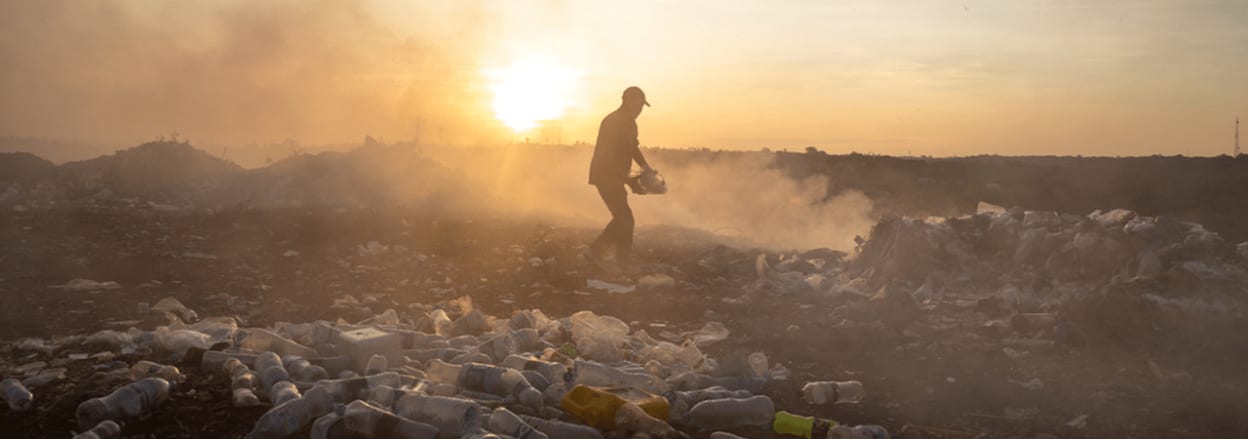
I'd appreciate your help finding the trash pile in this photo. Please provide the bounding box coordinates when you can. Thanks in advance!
[751,205,1248,354]
[1,295,887,439]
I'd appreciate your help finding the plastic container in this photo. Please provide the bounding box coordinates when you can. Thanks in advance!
[309,412,342,439]
[283,355,329,382]
[573,360,667,394]
[237,328,318,358]
[684,395,775,429]
[394,393,483,437]
[560,385,670,429]
[315,372,402,404]
[129,360,185,383]
[485,407,549,439]
[1,377,34,411]
[76,378,171,430]
[477,333,516,363]
[71,420,121,439]
[341,400,440,439]
[800,381,864,405]
[270,381,302,406]
[425,360,543,408]
[364,354,388,376]
[518,414,605,439]
[255,352,290,393]
[245,386,334,439]
[500,355,568,385]
[664,387,753,419]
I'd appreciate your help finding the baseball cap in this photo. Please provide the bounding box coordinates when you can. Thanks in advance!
[622,86,650,106]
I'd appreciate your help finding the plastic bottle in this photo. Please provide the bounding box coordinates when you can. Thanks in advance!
[237,328,319,358]
[364,354,388,376]
[310,412,343,439]
[201,350,259,372]
[664,387,753,420]
[429,309,453,336]
[709,432,749,439]
[684,395,775,429]
[485,407,549,439]
[450,352,493,365]
[425,359,543,408]
[500,355,568,385]
[315,372,403,404]
[1,377,34,411]
[572,360,667,394]
[341,400,439,439]
[270,381,302,406]
[614,401,677,436]
[75,378,171,430]
[450,310,490,336]
[560,385,670,430]
[800,381,864,405]
[224,358,262,407]
[773,411,889,439]
[477,333,516,363]
[666,372,765,393]
[71,420,121,439]
[403,347,469,364]
[129,360,185,383]
[255,352,290,394]
[393,393,483,437]
[245,386,334,439]
[517,414,604,439]
[511,328,542,352]
[283,355,330,382]
[364,384,429,409]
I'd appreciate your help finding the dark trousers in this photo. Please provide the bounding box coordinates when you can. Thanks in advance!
[591,184,633,262]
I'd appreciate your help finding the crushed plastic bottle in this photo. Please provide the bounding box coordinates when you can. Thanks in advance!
[664,387,753,420]
[269,380,302,406]
[800,381,864,405]
[485,407,549,439]
[76,377,171,430]
[573,359,667,394]
[364,354,388,375]
[429,309,453,336]
[2,377,34,411]
[237,328,319,358]
[129,360,185,383]
[283,355,329,382]
[500,355,568,385]
[341,400,440,439]
[245,386,334,439]
[425,359,543,408]
[684,395,775,429]
[71,420,121,439]
[394,393,483,436]
[223,358,262,407]
[255,352,290,394]
[518,414,605,439]
[310,412,342,439]
[315,372,403,404]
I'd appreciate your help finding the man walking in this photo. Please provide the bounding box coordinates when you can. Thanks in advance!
[587,86,653,271]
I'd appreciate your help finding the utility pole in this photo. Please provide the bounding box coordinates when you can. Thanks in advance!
[1236,117,1240,156]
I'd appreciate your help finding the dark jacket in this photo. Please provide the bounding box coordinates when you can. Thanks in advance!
[588,109,641,186]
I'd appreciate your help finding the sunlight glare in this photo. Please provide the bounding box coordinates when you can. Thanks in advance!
[487,57,581,132]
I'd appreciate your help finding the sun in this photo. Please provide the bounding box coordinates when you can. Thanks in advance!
[487,57,581,133]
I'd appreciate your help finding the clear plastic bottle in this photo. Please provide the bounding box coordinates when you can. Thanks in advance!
[225,358,262,407]
[828,424,890,439]
[1,377,34,412]
[255,352,290,394]
[314,372,402,404]
[511,328,542,352]
[774,411,890,439]
[477,332,516,363]
[75,377,171,430]
[393,393,483,437]
[800,381,863,405]
[129,360,185,383]
[245,386,334,439]
[500,355,568,385]
[450,310,490,336]
[485,407,549,439]
[237,328,319,358]
[283,355,329,382]
[269,381,302,406]
[425,359,543,408]
[364,384,428,409]
[341,400,440,439]
[201,351,258,372]
[685,395,775,429]
[709,432,749,439]
[666,372,765,393]
[310,412,343,439]
[664,387,753,420]
[517,414,605,439]
[71,420,121,439]
[572,360,667,394]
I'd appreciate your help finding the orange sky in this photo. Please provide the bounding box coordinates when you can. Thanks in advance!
[2,0,1245,156]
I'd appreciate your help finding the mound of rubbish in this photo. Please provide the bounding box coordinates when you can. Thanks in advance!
[0,152,56,186]
[56,141,243,203]
[1,296,880,438]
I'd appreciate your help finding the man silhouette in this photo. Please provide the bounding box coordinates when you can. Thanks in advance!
[587,86,653,271]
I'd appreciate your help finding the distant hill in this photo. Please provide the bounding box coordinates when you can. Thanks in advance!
[57,141,244,198]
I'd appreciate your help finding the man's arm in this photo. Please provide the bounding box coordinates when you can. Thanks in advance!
[628,122,652,171]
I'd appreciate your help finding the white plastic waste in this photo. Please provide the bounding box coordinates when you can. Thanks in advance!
[517,414,605,439]
[245,386,334,439]
[572,359,667,394]
[394,393,483,437]
[282,355,329,382]
[71,420,121,439]
[685,395,776,429]
[364,354,388,375]
[237,328,319,358]
[129,360,185,383]
[665,387,753,420]
[801,380,865,405]
[76,378,171,430]
[1,377,34,411]
[151,297,198,322]
[269,381,302,406]
[485,407,549,439]
[425,360,543,408]
[341,400,439,439]
[315,372,404,404]
[255,352,290,393]
[500,355,568,385]
[310,412,342,439]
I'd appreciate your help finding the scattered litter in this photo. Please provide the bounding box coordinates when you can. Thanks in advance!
[586,279,636,295]
[50,279,120,291]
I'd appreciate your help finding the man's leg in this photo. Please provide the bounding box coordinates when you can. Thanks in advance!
[592,184,632,260]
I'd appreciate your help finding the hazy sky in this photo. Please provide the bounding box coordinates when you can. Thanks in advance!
[2,0,1246,156]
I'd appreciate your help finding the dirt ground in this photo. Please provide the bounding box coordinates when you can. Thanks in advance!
[2,207,1246,438]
